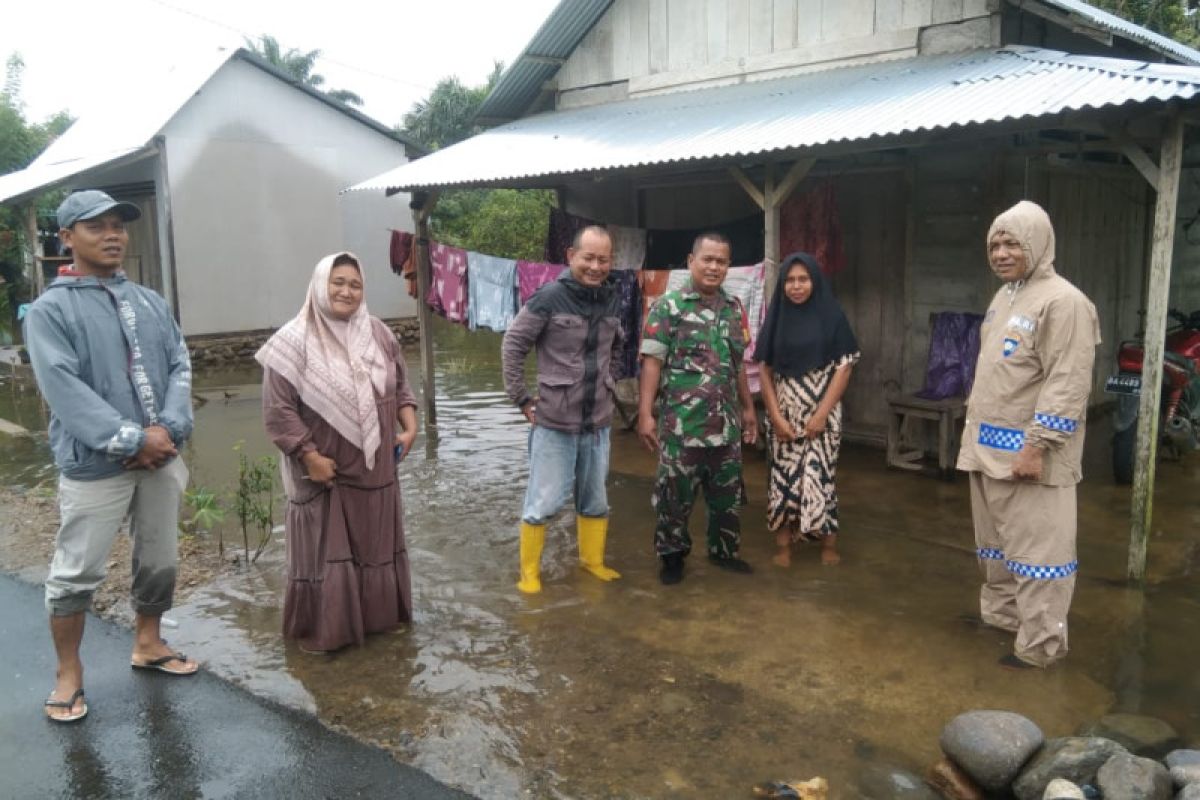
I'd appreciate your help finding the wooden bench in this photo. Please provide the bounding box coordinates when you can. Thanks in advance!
[885,394,966,479]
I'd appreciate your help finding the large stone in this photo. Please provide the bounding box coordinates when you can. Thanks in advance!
[940,710,1045,792]
[1096,753,1172,800]
[1178,784,1200,800]
[1013,738,1129,800]
[856,764,940,799]
[1165,750,1200,788]
[1079,714,1182,759]
[926,758,985,800]
[1043,778,1085,800]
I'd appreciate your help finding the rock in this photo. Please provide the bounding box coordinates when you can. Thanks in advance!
[1096,753,1172,800]
[1013,738,1129,800]
[926,757,985,800]
[1165,750,1200,788]
[1043,778,1085,800]
[940,710,1045,792]
[1178,785,1200,800]
[1079,714,1182,759]
[856,764,940,799]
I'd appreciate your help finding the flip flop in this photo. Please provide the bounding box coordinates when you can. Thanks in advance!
[131,652,198,676]
[44,688,88,723]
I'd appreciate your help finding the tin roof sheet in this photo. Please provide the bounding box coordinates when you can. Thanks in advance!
[1037,0,1200,66]
[350,46,1200,193]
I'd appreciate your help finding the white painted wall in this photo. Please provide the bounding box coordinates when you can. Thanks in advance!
[160,56,414,336]
[556,0,996,105]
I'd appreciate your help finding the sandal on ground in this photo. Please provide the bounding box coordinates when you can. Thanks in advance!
[131,652,198,676]
[44,688,88,723]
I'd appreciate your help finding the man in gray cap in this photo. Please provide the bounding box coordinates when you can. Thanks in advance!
[24,190,198,723]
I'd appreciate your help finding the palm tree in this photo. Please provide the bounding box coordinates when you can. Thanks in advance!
[245,35,364,107]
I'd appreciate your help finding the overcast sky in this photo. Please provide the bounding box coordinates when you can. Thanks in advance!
[1,0,560,127]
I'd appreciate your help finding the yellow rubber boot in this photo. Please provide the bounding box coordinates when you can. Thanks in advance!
[517,522,546,594]
[577,516,621,581]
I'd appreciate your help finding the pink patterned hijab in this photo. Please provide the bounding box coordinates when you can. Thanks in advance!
[255,252,389,468]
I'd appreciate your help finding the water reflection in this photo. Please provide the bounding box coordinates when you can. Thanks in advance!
[3,317,1200,797]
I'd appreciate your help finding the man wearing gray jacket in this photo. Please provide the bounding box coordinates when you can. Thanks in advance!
[25,190,197,723]
[501,225,624,593]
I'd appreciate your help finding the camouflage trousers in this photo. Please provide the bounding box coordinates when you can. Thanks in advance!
[652,442,743,558]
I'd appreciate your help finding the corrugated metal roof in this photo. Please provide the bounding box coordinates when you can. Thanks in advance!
[349,47,1200,193]
[475,0,613,120]
[0,47,417,206]
[1035,0,1200,66]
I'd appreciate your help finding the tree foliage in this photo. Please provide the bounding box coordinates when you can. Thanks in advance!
[1092,0,1200,45]
[1,53,74,341]
[401,65,553,261]
[245,34,364,107]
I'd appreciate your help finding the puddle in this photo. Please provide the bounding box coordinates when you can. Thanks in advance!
[4,316,1200,797]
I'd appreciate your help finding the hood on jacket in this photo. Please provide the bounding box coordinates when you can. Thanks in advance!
[987,200,1056,283]
[46,270,128,291]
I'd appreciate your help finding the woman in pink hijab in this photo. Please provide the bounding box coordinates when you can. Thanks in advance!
[257,252,418,653]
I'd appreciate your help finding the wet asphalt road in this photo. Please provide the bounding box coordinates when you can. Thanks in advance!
[0,575,474,800]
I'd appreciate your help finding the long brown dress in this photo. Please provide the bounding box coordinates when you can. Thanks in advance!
[262,319,415,652]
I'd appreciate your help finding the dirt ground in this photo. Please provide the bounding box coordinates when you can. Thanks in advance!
[0,485,223,626]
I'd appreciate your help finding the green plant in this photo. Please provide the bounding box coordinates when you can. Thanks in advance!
[231,441,278,564]
[182,486,225,551]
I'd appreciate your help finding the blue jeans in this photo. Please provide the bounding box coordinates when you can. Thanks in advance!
[522,425,610,524]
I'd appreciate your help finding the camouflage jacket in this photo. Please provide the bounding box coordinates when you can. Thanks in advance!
[640,280,749,447]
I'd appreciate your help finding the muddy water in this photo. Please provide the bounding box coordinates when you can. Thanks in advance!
[4,318,1200,797]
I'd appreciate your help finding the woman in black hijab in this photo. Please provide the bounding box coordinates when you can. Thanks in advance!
[755,253,860,566]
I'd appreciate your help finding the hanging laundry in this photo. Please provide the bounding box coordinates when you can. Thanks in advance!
[544,207,597,265]
[466,252,519,332]
[428,242,469,324]
[516,261,564,305]
[638,269,675,320]
[610,224,647,270]
[779,180,847,274]
[610,269,641,379]
[389,230,414,276]
[645,214,765,270]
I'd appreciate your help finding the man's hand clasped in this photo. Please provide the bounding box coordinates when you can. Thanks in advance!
[124,425,176,470]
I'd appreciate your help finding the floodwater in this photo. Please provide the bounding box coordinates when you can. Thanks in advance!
[2,318,1199,797]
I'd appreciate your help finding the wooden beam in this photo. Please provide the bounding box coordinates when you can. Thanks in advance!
[727,166,765,210]
[412,190,441,432]
[1103,126,1162,189]
[22,205,42,297]
[1128,112,1184,583]
[763,163,781,292]
[770,158,816,207]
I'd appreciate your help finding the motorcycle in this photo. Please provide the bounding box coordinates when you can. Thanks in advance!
[1106,308,1200,484]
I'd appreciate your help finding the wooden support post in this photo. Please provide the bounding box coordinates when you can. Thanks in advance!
[729,160,814,291]
[1128,112,1183,583]
[412,191,441,432]
[22,205,42,297]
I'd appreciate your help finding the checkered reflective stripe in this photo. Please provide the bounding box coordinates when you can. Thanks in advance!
[1034,412,1078,433]
[977,548,1005,560]
[978,423,1024,451]
[1006,560,1078,579]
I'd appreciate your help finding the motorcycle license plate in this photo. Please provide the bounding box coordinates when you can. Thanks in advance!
[1105,374,1142,395]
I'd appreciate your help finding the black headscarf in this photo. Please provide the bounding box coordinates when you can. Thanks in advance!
[753,252,859,380]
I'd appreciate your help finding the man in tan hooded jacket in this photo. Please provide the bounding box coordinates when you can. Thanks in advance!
[958,200,1100,668]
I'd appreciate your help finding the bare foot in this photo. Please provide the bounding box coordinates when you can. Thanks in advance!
[772,550,792,568]
[821,545,841,566]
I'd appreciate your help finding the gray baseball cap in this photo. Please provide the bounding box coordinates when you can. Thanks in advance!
[56,190,141,229]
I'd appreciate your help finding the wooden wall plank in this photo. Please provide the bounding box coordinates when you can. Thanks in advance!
[727,0,751,61]
[612,0,632,81]
[902,0,934,27]
[649,0,669,73]
[823,0,876,41]
[707,0,730,62]
[774,0,799,51]
[668,0,708,71]
[629,0,652,78]
[931,0,964,24]
[876,0,904,32]
[749,0,775,56]
[796,0,823,45]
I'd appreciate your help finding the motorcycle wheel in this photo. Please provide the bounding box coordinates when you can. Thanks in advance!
[1113,421,1136,485]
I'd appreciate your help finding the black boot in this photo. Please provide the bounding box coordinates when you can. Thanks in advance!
[707,553,754,574]
[660,552,684,585]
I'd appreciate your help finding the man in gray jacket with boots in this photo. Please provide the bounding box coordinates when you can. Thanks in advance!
[25,190,198,723]
[502,225,624,593]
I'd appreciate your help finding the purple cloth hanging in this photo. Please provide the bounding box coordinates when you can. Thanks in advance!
[916,312,984,400]
[427,243,469,324]
[516,261,564,305]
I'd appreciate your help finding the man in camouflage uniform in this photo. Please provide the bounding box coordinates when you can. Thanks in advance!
[637,232,758,585]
